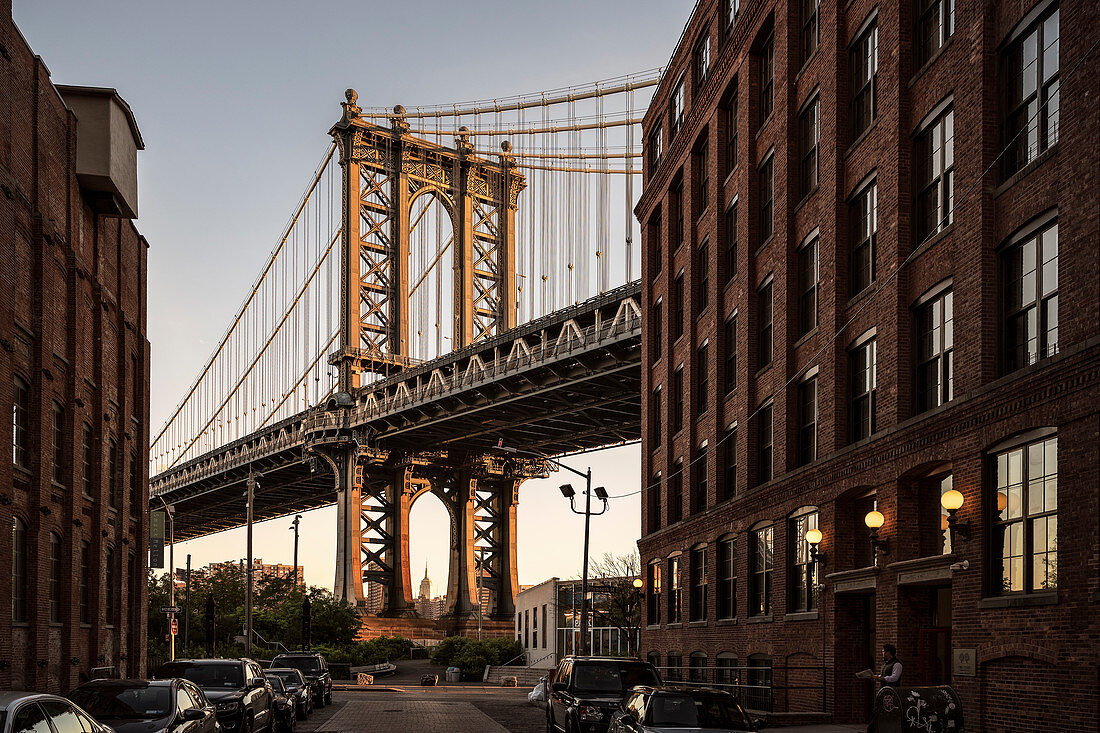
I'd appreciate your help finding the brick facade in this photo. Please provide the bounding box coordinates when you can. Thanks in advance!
[636,0,1098,729]
[0,1,150,690]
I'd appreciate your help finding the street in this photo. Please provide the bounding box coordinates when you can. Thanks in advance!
[300,688,544,733]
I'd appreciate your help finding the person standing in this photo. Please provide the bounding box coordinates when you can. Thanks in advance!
[874,644,903,688]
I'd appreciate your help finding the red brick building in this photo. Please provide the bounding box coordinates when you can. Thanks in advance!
[1,1,150,690]
[636,0,1097,728]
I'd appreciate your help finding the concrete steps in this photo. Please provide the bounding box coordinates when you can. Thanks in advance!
[484,665,549,687]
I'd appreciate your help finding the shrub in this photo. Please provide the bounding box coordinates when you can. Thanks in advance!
[431,636,471,667]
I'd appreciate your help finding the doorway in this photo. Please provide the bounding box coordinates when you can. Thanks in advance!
[833,591,876,723]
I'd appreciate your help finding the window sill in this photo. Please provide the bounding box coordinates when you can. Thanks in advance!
[14,464,33,479]
[723,167,739,188]
[793,185,819,214]
[845,119,880,159]
[784,611,820,622]
[667,623,683,629]
[12,621,30,628]
[754,363,772,379]
[697,206,710,223]
[756,115,773,138]
[795,50,820,84]
[993,144,1059,199]
[754,236,774,256]
[910,221,956,262]
[746,615,773,624]
[909,36,955,88]
[978,591,1058,610]
[646,624,662,630]
[82,493,96,503]
[793,328,818,349]
[723,389,738,404]
[688,620,708,626]
[715,617,738,626]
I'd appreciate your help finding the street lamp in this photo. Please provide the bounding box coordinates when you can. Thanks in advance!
[805,527,824,565]
[864,509,889,558]
[940,489,970,545]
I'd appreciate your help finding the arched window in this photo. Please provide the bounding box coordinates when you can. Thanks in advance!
[49,532,63,623]
[746,653,773,712]
[12,517,28,622]
[647,650,661,671]
[716,534,737,619]
[991,432,1058,594]
[749,521,773,617]
[647,559,663,626]
[105,546,118,624]
[715,652,739,696]
[688,651,708,683]
[666,651,683,682]
[788,506,819,613]
[667,552,683,624]
[689,543,707,622]
[79,540,91,624]
[12,376,30,469]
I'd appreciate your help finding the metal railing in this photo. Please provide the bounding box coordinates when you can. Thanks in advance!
[650,663,826,714]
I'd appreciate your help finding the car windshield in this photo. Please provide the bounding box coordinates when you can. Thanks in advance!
[647,694,752,729]
[275,658,321,674]
[572,662,660,694]
[69,686,172,719]
[268,678,286,693]
[158,663,244,689]
[270,671,301,686]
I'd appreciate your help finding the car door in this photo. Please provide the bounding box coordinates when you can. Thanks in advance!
[550,660,572,731]
[39,701,88,733]
[184,684,217,733]
[249,663,273,727]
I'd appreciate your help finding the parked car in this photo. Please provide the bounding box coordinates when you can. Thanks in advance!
[68,678,220,733]
[608,686,765,732]
[269,654,331,707]
[263,679,295,733]
[154,659,274,733]
[263,669,312,719]
[0,692,114,733]
[547,656,662,733]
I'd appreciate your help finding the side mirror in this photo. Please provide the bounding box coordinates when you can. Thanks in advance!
[250,677,266,689]
[751,718,767,730]
[551,682,568,693]
[181,709,206,722]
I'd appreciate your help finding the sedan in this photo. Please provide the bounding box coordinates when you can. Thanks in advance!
[0,692,114,733]
[263,670,311,720]
[609,686,765,732]
[263,679,295,733]
[68,678,219,733]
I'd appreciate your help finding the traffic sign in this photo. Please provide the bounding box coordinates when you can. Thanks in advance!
[171,619,178,635]
[161,606,181,614]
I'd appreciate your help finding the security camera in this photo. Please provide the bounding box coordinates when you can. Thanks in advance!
[949,560,969,572]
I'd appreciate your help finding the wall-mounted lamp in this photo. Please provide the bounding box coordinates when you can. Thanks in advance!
[864,510,889,557]
[632,577,644,590]
[940,489,970,545]
[806,528,825,565]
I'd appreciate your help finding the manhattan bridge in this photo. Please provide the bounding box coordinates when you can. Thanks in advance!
[149,70,659,637]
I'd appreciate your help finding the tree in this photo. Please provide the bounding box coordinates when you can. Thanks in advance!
[587,552,643,657]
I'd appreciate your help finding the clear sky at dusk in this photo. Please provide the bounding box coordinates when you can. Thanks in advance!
[15,0,692,590]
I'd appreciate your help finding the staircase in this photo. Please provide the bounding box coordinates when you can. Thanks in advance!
[483,665,550,687]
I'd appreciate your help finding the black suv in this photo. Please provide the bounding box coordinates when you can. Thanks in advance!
[269,653,332,707]
[547,656,662,733]
[155,658,275,733]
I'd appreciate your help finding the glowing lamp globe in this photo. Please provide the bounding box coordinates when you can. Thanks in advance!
[805,528,823,546]
[864,510,885,530]
[997,491,1009,512]
[941,489,965,512]
[632,578,644,589]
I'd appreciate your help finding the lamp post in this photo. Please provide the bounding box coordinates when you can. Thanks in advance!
[245,473,257,656]
[157,497,176,661]
[864,509,889,559]
[804,527,827,714]
[290,515,302,586]
[630,577,643,656]
[940,489,970,547]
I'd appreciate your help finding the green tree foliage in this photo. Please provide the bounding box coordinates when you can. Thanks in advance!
[430,636,523,679]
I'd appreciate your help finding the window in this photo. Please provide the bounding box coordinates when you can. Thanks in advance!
[670,75,686,140]
[993,435,1057,593]
[757,280,773,369]
[724,314,737,394]
[524,609,529,648]
[12,516,28,622]
[81,423,94,498]
[938,474,955,555]
[105,547,118,624]
[757,403,773,484]
[129,453,140,514]
[915,104,954,242]
[647,560,662,625]
[758,155,774,241]
[759,34,774,124]
[799,97,820,198]
[11,702,52,733]
[673,271,685,339]
[669,459,684,523]
[717,535,736,619]
[850,17,879,140]
[689,652,708,683]
[696,141,710,213]
[667,652,683,682]
[650,211,663,276]
[50,532,63,623]
[696,240,710,311]
[749,524,774,616]
[672,366,684,434]
[747,656,774,712]
[668,555,682,624]
[915,288,954,412]
[673,179,685,248]
[695,32,711,88]
[79,540,90,624]
[542,604,548,647]
[42,700,87,733]
[918,0,954,66]
[653,300,663,362]
[723,82,738,174]
[725,0,740,33]
[652,387,663,446]
[789,508,820,612]
[724,203,738,284]
[648,474,661,533]
[52,402,65,486]
[715,653,738,691]
[850,180,878,296]
[692,444,708,513]
[1004,219,1058,371]
[798,236,819,336]
[798,376,818,466]
[649,125,664,174]
[108,438,119,508]
[696,343,709,415]
[1003,6,1059,177]
[721,426,737,501]
[849,336,878,442]
[801,0,820,64]
[13,375,29,468]
[690,546,707,621]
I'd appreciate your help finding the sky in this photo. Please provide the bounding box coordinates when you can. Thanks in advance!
[15,0,693,590]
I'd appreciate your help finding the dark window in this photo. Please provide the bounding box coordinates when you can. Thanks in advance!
[670,459,684,523]
[670,75,686,140]
[849,337,877,442]
[667,652,683,682]
[696,343,709,415]
[1004,220,1058,371]
[650,211,663,277]
[798,377,818,466]
[81,423,94,498]
[759,35,774,124]
[757,404,773,484]
[717,536,736,619]
[993,435,1057,593]
[668,555,682,624]
[747,656,773,712]
[757,280,773,369]
[692,444,708,513]
[652,387,663,446]
[723,81,738,174]
[800,0,820,64]
[690,546,707,621]
[915,288,954,412]
[850,181,878,296]
[689,652,708,683]
[749,524,774,616]
[1003,6,1059,177]
[799,97,820,198]
[715,653,739,691]
[542,604,548,647]
[724,203,738,284]
[52,402,65,486]
[672,367,684,434]
[647,560,662,625]
[695,32,711,88]
[648,473,661,533]
[13,375,30,469]
[50,532,63,623]
[673,272,685,339]
[724,314,737,394]
[918,0,954,66]
[129,453,140,515]
[788,508,820,612]
[722,426,737,501]
[79,540,90,624]
[649,126,664,174]
[798,236,819,336]
[725,0,740,33]
[108,438,119,508]
[850,18,878,140]
[12,516,28,622]
[759,156,774,242]
[697,140,710,213]
[653,300,663,361]
[697,240,710,311]
[673,179,685,248]
[915,104,955,242]
[105,547,118,624]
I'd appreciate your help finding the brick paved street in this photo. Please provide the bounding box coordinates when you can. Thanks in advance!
[299,690,544,733]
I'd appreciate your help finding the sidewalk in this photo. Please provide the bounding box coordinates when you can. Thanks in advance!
[771,726,865,732]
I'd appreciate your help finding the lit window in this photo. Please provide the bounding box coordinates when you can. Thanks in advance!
[668,555,682,623]
[647,560,662,625]
[749,524,773,616]
[1004,219,1058,371]
[992,435,1057,593]
[915,104,954,242]
[690,546,707,621]
[915,288,954,412]
[788,508,819,612]
[717,536,736,619]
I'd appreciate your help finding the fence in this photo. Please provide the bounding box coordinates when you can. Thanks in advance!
[651,663,826,714]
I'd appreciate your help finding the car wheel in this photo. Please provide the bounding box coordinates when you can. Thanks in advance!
[545,712,554,733]
[324,692,332,705]
[241,716,254,733]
